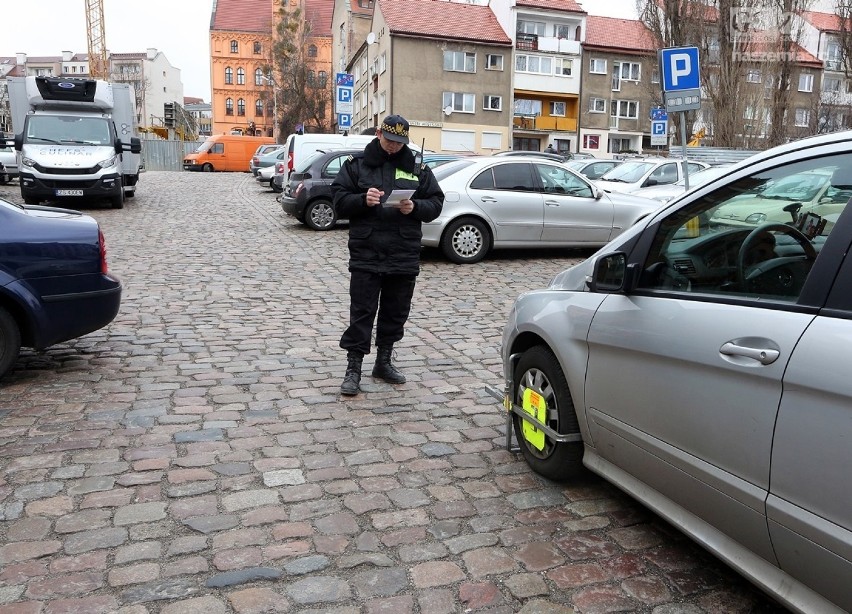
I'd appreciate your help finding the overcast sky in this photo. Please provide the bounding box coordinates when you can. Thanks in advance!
[4,0,636,102]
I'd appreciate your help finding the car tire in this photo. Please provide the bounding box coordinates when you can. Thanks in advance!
[0,306,21,381]
[305,199,337,231]
[441,217,490,264]
[23,195,38,205]
[270,179,282,193]
[0,172,8,185]
[111,190,124,209]
[512,344,584,481]
[202,163,214,172]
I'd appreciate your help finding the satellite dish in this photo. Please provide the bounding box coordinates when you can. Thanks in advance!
[443,106,453,117]
[366,32,376,45]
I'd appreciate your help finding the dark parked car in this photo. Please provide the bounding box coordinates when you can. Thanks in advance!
[279,149,363,231]
[0,197,122,379]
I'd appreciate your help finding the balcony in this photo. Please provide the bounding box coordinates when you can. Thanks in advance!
[513,115,577,132]
[517,33,538,51]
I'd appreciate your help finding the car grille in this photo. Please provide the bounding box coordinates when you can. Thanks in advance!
[32,162,101,175]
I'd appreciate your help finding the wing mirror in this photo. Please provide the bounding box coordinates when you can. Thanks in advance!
[588,252,640,293]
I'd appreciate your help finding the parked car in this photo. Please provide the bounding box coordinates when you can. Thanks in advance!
[571,152,597,160]
[252,148,289,186]
[249,144,286,175]
[492,129,852,614]
[594,158,709,194]
[0,196,122,380]
[564,159,623,180]
[0,146,18,183]
[493,150,572,162]
[421,156,662,263]
[420,153,465,169]
[632,164,734,204]
[279,148,363,230]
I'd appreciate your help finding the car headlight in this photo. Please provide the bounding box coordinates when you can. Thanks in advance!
[745,212,767,223]
[21,156,36,168]
[97,155,118,170]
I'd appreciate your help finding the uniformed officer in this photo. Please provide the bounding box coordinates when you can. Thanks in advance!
[331,115,445,396]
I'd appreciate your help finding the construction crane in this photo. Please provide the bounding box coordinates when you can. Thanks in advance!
[85,0,109,79]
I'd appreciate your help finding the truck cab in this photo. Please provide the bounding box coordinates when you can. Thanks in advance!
[9,76,142,209]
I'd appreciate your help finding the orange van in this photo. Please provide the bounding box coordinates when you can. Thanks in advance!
[183,135,275,172]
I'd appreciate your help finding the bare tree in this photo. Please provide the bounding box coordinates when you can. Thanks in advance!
[270,0,333,136]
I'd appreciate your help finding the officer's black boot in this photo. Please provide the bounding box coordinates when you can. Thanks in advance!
[340,351,363,396]
[372,346,406,384]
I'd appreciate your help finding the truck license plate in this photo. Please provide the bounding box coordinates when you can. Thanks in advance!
[56,189,84,196]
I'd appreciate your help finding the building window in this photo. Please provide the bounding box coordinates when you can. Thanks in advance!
[589,97,606,113]
[486,54,503,71]
[309,45,318,58]
[443,51,476,73]
[379,53,387,73]
[823,77,842,93]
[589,58,606,74]
[611,99,638,119]
[616,61,641,81]
[443,91,475,113]
[358,0,374,6]
[516,54,553,75]
[253,41,262,54]
[583,134,600,149]
[255,68,264,85]
[550,101,566,116]
[230,40,238,53]
[514,98,542,117]
[307,70,315,87]
[255,100,264,116]
[237,99,246,116]
[483,95,502,111]
[651,68,659,83]
[225,98,234,115]
[795,108,810,127]
[237,68,245,85]
[746,69,761,83]
[517,20,545,36]
[554,24,573,39]
[225,67,233,85]
[798,72,814,92]
[318,71,327,88]
[744,105,756,120]
[379,91,386,113]
[555,58,572,77]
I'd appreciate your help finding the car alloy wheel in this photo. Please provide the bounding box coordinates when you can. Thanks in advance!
[305,200,336,231]
[512,345,584,481]
[0,306,21,380]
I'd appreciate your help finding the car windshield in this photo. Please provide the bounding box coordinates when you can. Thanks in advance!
[433,159,478,181]
[673,165,732,188]
[599,161,657,183]
[565,161,587,170]
[754,171,829,201]
[25,115,112,145]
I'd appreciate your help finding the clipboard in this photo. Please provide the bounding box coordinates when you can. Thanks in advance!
[382,189,415,208]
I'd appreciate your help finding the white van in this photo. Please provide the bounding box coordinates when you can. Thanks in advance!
[282,133,376,179]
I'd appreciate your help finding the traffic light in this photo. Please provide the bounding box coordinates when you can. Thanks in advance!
[163,102,175,127]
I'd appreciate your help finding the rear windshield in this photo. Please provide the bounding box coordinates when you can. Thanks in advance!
[295,152,324,173]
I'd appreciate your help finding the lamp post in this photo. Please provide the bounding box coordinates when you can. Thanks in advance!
[259,74,279,141]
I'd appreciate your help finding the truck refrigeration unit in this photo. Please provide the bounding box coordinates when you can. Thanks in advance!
[8,76,142,209]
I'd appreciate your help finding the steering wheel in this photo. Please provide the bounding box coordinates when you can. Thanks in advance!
[736,222,817,291]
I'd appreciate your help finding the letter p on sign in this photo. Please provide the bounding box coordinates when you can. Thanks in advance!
[670,53,691,86]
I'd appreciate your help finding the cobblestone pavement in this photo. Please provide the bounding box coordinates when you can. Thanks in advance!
[0,172,786,613]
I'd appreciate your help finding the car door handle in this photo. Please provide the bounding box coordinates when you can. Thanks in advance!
[480,196,497,203]
[719,342,780,365]
[544,200,561,206]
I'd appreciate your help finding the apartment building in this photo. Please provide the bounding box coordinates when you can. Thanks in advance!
[580,16,658,156]
[800,10,852,133]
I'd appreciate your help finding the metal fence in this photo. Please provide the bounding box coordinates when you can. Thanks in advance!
[140,138,204,171]
[675,146,762,166]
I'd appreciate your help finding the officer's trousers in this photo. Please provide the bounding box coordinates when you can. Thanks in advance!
[340,271,417,355]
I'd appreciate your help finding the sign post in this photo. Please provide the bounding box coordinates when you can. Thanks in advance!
[658,46,701,189]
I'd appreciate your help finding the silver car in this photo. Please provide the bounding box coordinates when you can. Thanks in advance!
[493,130,852,613]
[422,157,662,263]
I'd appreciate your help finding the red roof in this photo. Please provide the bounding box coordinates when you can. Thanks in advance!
[516,0,585,13]
[304,0,334,37]
[211,0,274,33]
[378,0,511,45]
[584,15,657,53]
[801,10,848,32]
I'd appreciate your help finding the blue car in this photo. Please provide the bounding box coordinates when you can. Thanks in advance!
[0,197,122,379]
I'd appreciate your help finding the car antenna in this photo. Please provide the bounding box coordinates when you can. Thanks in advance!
[418,137,425,170]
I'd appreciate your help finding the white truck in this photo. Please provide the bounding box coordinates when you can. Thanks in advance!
[8,76,142,208]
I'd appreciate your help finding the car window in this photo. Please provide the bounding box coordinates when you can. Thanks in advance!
[687,162,707,174]
[600,161,656,183]
[638,152,851,302]
[648,163,679,185]
[471,163,536,191]
[534,163,594,198]
[433,159,477,181]
[295,152,323,174]
[323,154,348,178]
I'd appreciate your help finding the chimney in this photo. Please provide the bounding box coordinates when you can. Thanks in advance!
[16,53,26,65]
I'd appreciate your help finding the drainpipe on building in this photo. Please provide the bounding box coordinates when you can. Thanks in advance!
[576,52,584,155]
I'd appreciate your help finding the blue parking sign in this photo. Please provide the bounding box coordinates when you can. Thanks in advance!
[338,114,352,129]
[659,47,700,92]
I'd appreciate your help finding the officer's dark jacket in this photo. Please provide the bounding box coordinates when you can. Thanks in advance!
[331,138,444,275]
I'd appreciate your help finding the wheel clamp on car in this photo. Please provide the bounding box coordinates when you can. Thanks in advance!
[485,384,582,453]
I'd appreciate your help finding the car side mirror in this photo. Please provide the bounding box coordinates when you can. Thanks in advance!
[13,133,22,151]
[593,187,603,200]
[588,252,640,293]
[644,178,658,187]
